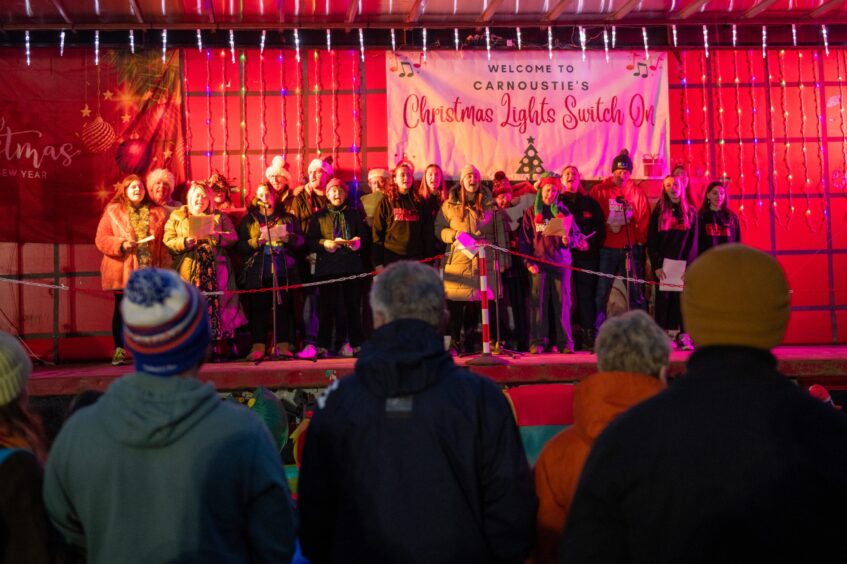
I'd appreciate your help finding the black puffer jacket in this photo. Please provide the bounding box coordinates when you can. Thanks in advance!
[235,207,303,289]
[298,318,537,564]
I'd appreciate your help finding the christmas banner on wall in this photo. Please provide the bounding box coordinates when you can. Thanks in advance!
[0,48,186,244]
[386,51,670,181]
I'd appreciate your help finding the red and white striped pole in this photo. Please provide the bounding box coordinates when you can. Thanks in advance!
[468,242,508,366]
[479,244,492,355]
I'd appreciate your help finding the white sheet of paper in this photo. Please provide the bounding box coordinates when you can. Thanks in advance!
[454,231,480,259]
[542,215,573,238]
[268,224,288,241]
[607,200,632,227]
[136,235,155,244]
[659,258,686,292]
[188,215,216,239]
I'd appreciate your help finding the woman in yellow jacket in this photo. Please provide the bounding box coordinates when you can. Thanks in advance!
[435,164,507,355]
[164,181,247,358]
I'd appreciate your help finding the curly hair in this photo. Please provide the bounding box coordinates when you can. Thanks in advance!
[595,310,671,378]
[386,162,422,208]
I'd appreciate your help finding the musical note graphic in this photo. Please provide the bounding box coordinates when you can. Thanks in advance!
[649,52,666,72]
[399,61,415,78]
[633,62,648,78]
[625,52,636,71]
[389,53,399,72]
[412,53,425,69]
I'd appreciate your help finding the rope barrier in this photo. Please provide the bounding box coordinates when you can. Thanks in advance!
[484,243,685,290]
[0,277,69,291]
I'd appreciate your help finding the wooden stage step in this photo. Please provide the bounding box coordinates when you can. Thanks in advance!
[27,346,847,397]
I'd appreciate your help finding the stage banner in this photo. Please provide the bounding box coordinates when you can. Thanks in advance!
[386,50,669,182]
[0,48,186,244]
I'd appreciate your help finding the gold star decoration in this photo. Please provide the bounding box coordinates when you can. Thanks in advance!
[121,114,131,123]
[80,104,92,118]
[102,90,114,101]
[163,148,173,160]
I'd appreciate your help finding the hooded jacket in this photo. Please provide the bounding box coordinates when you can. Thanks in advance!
[298,318,537,564]
[44,373,297,564]
[531,371,664,564]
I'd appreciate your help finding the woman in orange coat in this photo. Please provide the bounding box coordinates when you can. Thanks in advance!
[95,174,168,366]
[531,310,669,564]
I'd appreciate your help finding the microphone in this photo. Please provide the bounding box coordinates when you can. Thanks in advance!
[257,200,271,209]
[615,196,627,204]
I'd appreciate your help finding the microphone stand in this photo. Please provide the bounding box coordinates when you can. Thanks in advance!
[255,202,286,364]
[619,194,633,313]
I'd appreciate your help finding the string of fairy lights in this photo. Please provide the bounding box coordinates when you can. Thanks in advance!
[21,24,845,224]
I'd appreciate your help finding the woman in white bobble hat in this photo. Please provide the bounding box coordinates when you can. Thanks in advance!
[0,331,51,562]
[265,155,295,211]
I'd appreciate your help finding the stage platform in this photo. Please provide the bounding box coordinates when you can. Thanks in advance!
[27,346,847,397]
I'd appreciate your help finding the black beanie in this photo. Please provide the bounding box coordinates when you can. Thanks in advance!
[612,149,633,173]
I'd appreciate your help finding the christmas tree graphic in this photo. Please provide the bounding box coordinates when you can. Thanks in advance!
[515,136,546,181]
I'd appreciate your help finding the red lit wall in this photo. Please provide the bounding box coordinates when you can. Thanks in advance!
[1,47,844,360]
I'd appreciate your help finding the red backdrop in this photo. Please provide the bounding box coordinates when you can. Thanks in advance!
[0,46,844,360]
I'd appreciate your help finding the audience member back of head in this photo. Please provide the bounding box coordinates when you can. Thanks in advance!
[560,244,847,563]
[298,260,537,564]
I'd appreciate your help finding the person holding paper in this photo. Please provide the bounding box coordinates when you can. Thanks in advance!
[95,174,169,366]
[647,175,699,350]
[164,181,247,360]
[265,155,296,211]
[307,178,370,358]
[589,149,651,330]
[698,180,741,255]
[559,166,606,352]
[518,176,586,355]
[436,164,506,355]
[372,161,435,269]
[236,182,304,361]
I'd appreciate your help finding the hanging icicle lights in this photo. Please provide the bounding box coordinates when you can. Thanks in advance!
[822,26,830,57]
[59,30,65,57]
[359,28,366,62]
[25,31,30,66]
[579,27,587,62]
[229,29,235,64]
[485,27,491,60]
[260,30,266,54]
[129,30,135,54]
[294,29,301,63]
[517,28,522,51]
[94,30,99,66]
[702,25,709,59]
[391,29,396,52]
[603,29,610,63]
[161,29,167,64]
[548,27,553,60]
[672,25,678,49]
[455,28,460,51]
[642,27,649,60]
[422,28,427,62]
[197,29,202,52]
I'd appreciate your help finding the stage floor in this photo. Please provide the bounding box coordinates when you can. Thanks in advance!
[27,345,847,396]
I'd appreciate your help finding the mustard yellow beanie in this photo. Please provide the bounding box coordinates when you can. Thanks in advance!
[682,244,790,350]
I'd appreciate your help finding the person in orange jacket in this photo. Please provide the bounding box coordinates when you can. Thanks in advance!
[531,310,669,564]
